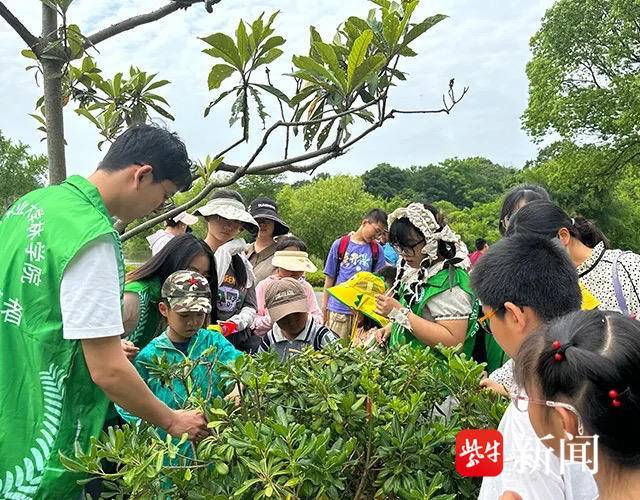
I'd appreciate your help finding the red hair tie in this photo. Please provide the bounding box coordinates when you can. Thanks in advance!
[609,389,622,408]
[552,340,563,362]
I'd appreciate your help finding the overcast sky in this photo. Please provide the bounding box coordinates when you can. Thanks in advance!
[0,0,553,180]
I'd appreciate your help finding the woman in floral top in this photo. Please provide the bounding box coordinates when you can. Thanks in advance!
[507,200,640,317]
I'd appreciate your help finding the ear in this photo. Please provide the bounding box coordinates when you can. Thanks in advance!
[503,302,527,335]
[158,301,169,318]
[133,164,154,189]
[557,227,571,246]
[554,406,580,437]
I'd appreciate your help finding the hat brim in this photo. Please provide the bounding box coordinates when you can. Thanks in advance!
[195,204,259,232]
[271,255,317,273]
[268,298,308,324]
[327,285,389,327]
[253,213,289,236]
[174,212,198,226]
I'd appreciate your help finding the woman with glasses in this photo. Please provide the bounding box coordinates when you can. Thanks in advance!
[374,203,480,352]
[507,310,640,500]
[123,233,217,356]
[195,189,261,353]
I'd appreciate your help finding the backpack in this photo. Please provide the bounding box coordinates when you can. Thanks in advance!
[335,234,380,278]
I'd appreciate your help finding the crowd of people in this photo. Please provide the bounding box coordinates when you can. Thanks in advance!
[1,124,640,499]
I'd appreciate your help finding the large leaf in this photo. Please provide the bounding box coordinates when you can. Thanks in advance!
[248,86,268,127]
[204,87,237,117]
[236,21,251,65]
[75,108,101,128]
[256,36,285,58]
[290,85,318,106]
[251,14,264,45]
[254,48,283,68]
[147,102,175,121]
[402,14,447,47]
[313,42,346,90]
[251,83,291,106]
[347,30,373,89]
[144,79,170,92]
[349,54,386,93]
[201,33,243,69]
[207,64,236,90]
[292,55,346,94]
[382,10,401,47]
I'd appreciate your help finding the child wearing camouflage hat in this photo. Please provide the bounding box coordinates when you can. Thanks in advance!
[117,270,242,428]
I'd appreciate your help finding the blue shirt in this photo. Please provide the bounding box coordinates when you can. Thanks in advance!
[383,242,399,266]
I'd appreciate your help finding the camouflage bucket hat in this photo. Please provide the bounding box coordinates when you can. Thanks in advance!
[161,270,212,314]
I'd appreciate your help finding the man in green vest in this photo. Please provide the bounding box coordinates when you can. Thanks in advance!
[0,124,210,499]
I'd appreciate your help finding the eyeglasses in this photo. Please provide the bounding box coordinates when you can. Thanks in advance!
[511,392,584,436]
[479,306,504,323]
[393,239,426,257]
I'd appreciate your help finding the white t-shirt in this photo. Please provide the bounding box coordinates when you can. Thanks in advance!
[60,236,124,340]
[479,402,598,500]
[146,229,174,256]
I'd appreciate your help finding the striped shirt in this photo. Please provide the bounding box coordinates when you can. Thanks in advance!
[258,317,338,361]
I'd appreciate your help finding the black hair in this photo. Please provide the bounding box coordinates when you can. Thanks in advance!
[515,310,640,468]
[166,218,181,228]
[365,208,388,227]
[475,238,488,251]
[388,203,457,265]
[471,234,581,322]
[275,236,307,252]
[506,200,610,249]
[98,124,192,191]
[499,184,550,235]
[127,233,218,320]
[377,266,397,290]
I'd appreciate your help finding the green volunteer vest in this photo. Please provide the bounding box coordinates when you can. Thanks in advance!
[389,267,507,372]
[0,176,124,499]
[124,277,162,350]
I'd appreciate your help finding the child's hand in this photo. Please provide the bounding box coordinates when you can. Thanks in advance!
[480,377,509,397]
[121,339,139,361]
[375,324,392,345]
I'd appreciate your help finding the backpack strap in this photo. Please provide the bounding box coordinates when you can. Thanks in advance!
[612,251,631,316]
[335,234,351,278]
[370,241,380,270]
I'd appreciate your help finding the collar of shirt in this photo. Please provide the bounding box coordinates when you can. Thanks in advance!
[576,241,605,277]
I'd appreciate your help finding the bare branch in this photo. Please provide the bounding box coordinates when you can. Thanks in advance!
[387,86,469,116]
[85,1,204,48]
[215,137,245,159]
[0,1,40,52]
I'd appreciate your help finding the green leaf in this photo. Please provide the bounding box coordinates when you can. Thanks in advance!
[144,79,170,92]
[236,21,251,64]
[147,102,175,121]
[313,42,346,89]
[201,33,243,69]
[402,14,447,47]
[290,84,318,106]
[254,48,283,68]
[204,87,237,117]
[215,462,229,475]
[293,55,345,94]
[251,83,290,106]
[208,64,237,90]
[113,72,122,96]
[256,36,285,58]
[347,30,373,89]
[383,11,401,47]
[251,13,265,45]
[349,53,385,94]
[317,119,335,148]
[75,108,101,128]
[21,49,37,60]
[398,45,417,57]
[248,86,268,127]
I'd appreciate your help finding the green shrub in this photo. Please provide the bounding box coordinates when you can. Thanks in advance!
[306,269,326,288]
[64,345,506,499]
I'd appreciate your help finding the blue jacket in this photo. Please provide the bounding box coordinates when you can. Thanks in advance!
[118,328,242,423]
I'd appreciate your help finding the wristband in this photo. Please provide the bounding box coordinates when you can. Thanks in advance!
[389,307,412,331]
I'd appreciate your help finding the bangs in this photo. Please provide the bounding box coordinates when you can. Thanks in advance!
[389,218,423,247]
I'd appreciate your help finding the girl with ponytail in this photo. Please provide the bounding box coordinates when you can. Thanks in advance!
[513,310,640,499]
[507,200,640,318]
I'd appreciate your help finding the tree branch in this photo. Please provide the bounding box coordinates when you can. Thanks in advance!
[387,85,469,116]
[84,1,204,48]
[0,1,40,52]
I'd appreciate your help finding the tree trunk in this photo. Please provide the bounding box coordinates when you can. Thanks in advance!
[41,3,66,185]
